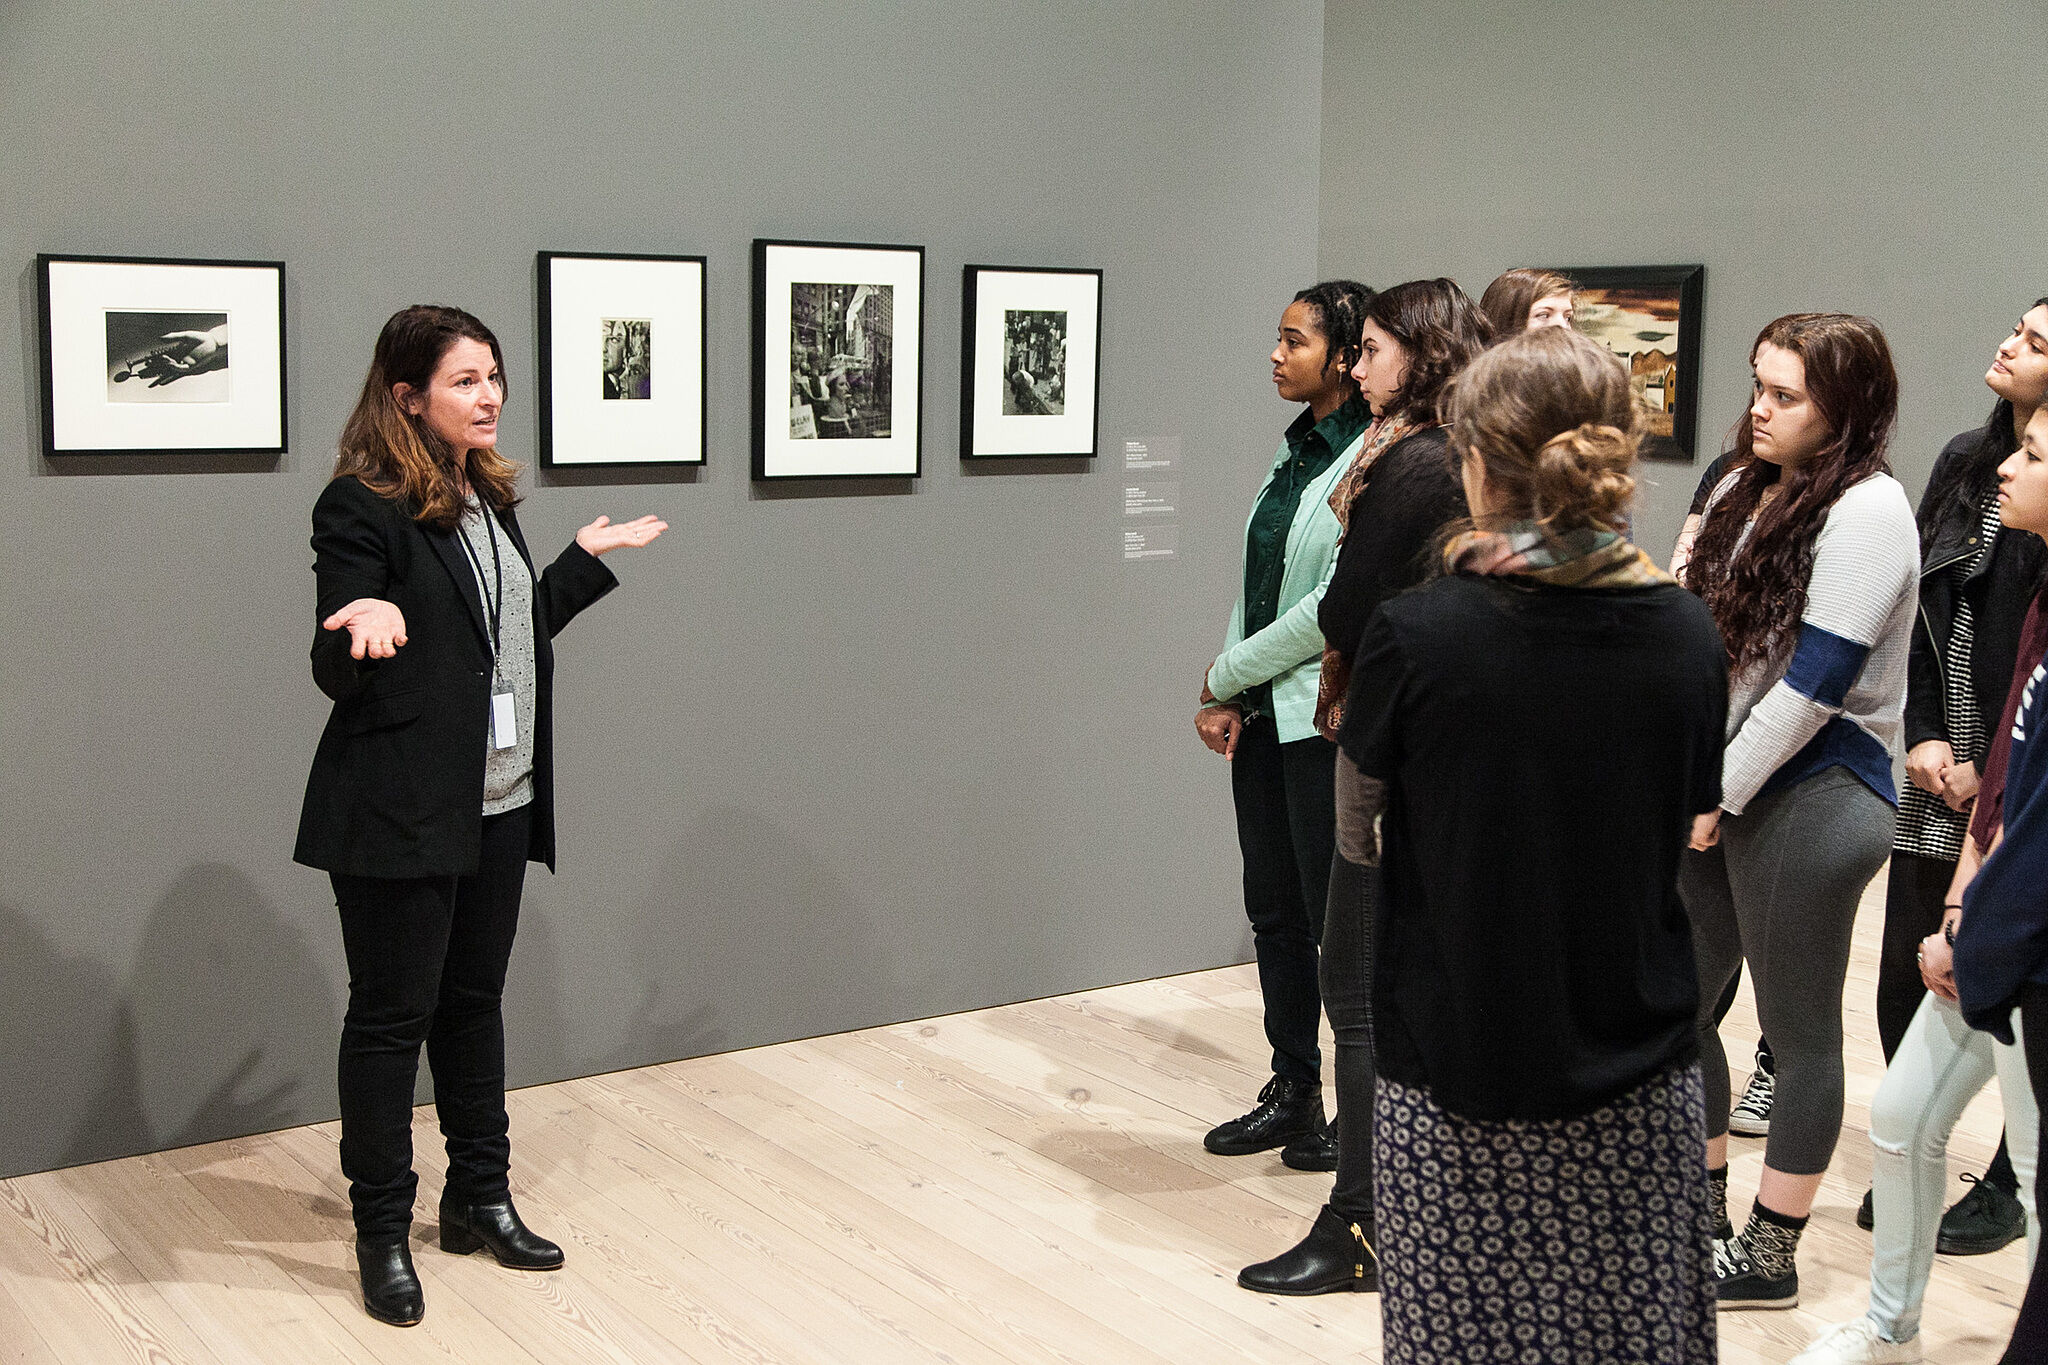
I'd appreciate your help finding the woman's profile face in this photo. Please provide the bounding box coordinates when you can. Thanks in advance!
[1988,304,2048,410]
[1270,299,1341,407]
[1997,407,2048,535]
[402,337,503,454]
[1747,341,1829,468]
[1526,293,1574,331]
[1351,318,1411,418]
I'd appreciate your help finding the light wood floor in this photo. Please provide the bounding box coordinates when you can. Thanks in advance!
[0,865,2028,1363]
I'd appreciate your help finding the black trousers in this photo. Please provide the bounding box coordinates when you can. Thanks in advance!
[1319,850,1375,1224]
[1230,717,1336,1086]
[2002,983,2048,1364]
[332,804,531,1240]
[1880,852,1956,1061]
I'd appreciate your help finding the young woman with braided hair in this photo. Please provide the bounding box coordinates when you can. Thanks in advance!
[1678,313,1919,1310]
[1331,327,1726,1362]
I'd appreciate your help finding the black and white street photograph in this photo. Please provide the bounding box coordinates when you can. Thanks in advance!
[789,282,893,440]
[1001,308,1066,415]
[601,317,651,401]
[105,310,230,403]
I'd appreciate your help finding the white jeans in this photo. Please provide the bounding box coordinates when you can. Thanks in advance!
[1864,993,2037,1342]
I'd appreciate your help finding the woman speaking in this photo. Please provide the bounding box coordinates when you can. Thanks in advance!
[294,304,665,1326]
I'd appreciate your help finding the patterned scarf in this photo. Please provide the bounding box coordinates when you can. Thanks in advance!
[1313,414,1432,738]
[1442,521,1674,589]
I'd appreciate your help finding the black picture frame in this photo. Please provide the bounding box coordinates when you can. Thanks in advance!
[960,265,1103,459]
[1548,263,1706,462]
[753,238,924,480]
[535,250,708,469]
[37,253,288,459]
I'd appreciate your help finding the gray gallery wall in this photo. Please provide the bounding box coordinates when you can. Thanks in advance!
[1319,0,2048,560]
[0,0,1328,1177]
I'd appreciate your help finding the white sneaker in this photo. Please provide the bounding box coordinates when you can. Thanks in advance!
[1790,1318,1921,1363]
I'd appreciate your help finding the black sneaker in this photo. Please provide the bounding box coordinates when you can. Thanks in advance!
[1728,1053,1774,1137]
[1714,1233,1798,1311]
[1204,1077,1324,1156]
[1857,1188,1874,1231]
[1280,1112,1339,1172]
[1937,1173,2025,1256]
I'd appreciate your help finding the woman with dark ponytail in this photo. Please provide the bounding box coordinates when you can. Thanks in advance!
[1335,328,1727,1362]
[1679,313,1918,1312]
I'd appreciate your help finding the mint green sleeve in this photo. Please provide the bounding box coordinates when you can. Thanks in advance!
[1207,552,1334,702]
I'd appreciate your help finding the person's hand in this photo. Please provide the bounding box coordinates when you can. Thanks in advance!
[1196,705,1243,759]
[1940,759,1981,812]
[159,328,225,371]
[323,597,408,660]
[1689,810,1722,851]
[576,514,668,557]
[1920,926,1958,1001]
[1907,739,1956,796]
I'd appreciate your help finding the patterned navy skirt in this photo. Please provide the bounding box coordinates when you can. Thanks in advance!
[1373,1061,1716,1365]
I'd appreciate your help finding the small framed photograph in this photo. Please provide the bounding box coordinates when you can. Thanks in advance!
[754,238,923,480]
[960,266,1102,459]
[1550,263,1706,461]
[37,253,286,458]
[536,251,707,468]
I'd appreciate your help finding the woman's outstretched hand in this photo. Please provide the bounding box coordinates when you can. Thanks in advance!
[577,514,668,556]
[323,598,409,659]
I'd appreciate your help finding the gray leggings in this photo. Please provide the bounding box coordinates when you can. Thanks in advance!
[1679,767,1894,1175]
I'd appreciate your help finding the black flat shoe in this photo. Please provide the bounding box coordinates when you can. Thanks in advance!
[1938,1173,2025,1256]
[356,1238,423,1326]
[1204,1077,1324,1156]
[1280,1112,1339,1172]
[440,1198,565,1270]
[1237,1204,1378,1295]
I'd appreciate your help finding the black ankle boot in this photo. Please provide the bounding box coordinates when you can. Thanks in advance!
[1204,1077,1324,1156]
[439,1198,565,1270]
[1280,1111,1339,1172]
[356,1238,424,1326]
[1237,1205,1378,1295]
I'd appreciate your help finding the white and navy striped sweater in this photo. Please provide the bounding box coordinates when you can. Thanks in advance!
[1705,473,1920,815]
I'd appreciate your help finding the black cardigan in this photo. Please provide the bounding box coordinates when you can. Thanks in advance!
[1316,427,1467,664]
[1905,429,2048,764]
[294,475,617,879]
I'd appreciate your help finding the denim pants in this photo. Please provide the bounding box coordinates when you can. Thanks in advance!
[1863,993,2037,1343]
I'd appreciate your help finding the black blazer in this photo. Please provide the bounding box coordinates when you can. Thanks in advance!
[294,475,617,879]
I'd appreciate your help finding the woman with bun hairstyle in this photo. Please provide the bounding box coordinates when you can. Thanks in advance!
[1236,279,1486,1296]
[1335,328,1727,1362]
[1196,280,1376,1167]
[1478,267,1575,336]
[1678,313,1918,1310]
[296,305,665,1326]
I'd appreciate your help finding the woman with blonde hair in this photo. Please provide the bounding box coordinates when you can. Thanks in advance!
[1338,328,1727,1361]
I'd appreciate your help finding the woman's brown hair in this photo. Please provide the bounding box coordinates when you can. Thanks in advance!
[334,305,523,530]
[1477,268,1576,339]
[1683,313,1899,673]
[1362,279,1493,427]
[1442,327,1639,534]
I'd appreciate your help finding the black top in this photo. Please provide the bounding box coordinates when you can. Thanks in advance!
[1687,453,1735,515]
[294,475,618,879]
[1904,427,2048,763]
[1339,575,1729,1121]
[1316,427,1465,665]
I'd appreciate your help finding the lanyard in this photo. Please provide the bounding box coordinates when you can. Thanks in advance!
[456,506,504,677]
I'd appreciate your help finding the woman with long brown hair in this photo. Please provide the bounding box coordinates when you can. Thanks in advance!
[1678,313,1918,1311]
[1478,267,1575,336]
[295,305,665,1326]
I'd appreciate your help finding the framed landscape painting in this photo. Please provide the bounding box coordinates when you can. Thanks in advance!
[753,238,923,480]
[960,265,1103,459]
[1551,264,1705,461]
[37,254,286,458]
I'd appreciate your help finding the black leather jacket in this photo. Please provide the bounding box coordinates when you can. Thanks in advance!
[1906,428,2047,763]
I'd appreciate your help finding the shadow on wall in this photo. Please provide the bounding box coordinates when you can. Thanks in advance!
[0,863,338,1178]
[599,804,900,1074]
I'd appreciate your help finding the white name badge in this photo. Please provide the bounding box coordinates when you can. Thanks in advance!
[490,688,518,750]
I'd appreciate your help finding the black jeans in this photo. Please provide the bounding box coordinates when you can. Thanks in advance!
[1319,850,1375,1224]
[332,804,531,1239]
[1880,852,1956,1061]
[1230,717,1337,1085]
[2002,982,2048,1364]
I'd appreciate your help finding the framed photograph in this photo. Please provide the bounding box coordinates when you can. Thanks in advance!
[536,251,707,468]
[1550,264,1705,461]
[960,266,1102,459]
[754,238,923,480]
[37,253,286,458]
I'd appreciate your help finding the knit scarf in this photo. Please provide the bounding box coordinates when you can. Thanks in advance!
[1313,414,1431,738]
[1442,521,1674,589]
